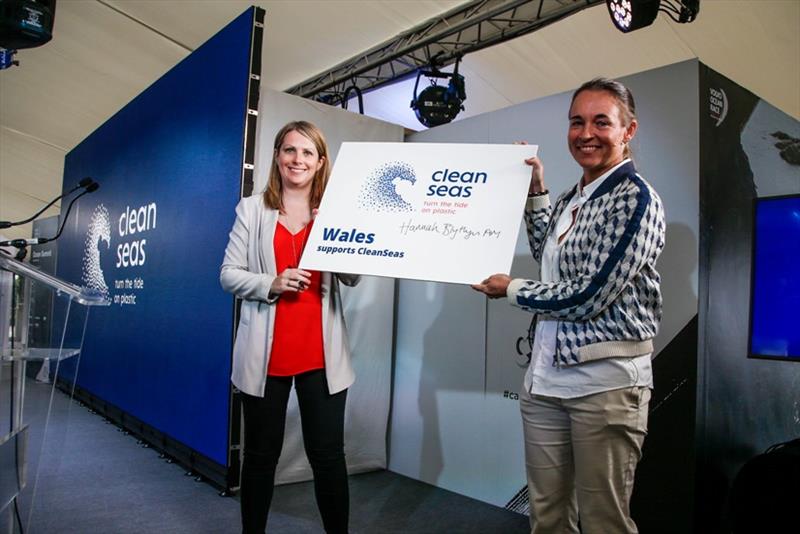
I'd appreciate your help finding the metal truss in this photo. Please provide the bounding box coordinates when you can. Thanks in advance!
[286,0,605,105]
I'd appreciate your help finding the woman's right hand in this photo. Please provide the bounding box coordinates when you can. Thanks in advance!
[270,268,311,296]
[525,155,545,195]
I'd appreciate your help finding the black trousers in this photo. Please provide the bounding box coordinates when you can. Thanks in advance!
[240,369,349,534]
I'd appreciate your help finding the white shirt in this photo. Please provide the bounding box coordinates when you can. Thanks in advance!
[524,159,653,398]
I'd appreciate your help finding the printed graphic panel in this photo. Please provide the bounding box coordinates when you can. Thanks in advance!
[301,142,537,284]
[56,9,255,465]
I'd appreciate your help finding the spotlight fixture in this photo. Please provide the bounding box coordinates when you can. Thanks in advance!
[410,57,466,128]
[606,0,699,33]
[0,0,57,69]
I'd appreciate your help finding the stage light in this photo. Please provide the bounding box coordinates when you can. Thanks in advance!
[0,0,57,69]
[410,57,466,128]
[607,0,699,33]
[607,0,660,32]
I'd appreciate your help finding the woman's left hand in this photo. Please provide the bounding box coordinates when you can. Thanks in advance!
[471,274,512,299]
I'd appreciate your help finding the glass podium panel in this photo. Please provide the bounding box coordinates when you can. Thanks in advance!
[0,253,109,533]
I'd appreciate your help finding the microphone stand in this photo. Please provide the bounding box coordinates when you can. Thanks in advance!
[0,177,94,230]
[0,183,100,249]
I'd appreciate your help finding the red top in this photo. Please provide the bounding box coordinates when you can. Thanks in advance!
[268,220,324,376]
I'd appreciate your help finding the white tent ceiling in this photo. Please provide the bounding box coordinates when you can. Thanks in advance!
[1,0,798,239]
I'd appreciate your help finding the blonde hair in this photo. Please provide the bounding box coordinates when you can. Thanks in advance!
[263,121,331,211]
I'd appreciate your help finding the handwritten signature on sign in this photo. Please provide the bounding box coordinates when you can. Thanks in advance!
[398,219,501,240]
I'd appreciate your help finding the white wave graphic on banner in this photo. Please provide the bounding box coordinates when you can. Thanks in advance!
[82,204,111,295]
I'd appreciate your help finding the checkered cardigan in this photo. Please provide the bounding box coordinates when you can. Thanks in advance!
[508,161,665,366]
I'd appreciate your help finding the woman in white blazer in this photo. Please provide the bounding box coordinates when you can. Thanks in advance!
[220,121,358,534]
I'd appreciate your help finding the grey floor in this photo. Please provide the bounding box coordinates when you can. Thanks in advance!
[2,371,529,533]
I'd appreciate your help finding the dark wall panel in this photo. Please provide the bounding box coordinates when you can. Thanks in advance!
[697,64,800,533]
[632,316,698,534]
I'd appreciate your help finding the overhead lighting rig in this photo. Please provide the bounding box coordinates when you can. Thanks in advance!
[410,55,466,128]
[287,0,606,107]
[606,0,699,33]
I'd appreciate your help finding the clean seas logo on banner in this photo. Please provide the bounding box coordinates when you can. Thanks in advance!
[82,204,112,295]
[358,161,417,212]
[81,201,158,306]
[709,87,728,127]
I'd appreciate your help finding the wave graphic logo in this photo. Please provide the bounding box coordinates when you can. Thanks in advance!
[358,161,416,212]
[82,204,111,295]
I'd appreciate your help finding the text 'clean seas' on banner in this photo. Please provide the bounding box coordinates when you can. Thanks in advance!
[300,142,537,284]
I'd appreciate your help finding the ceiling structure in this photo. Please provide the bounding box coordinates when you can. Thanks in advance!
[1,0,798,239]
[285,0,608,105]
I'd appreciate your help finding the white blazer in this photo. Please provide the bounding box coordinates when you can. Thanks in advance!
[220,195,359,397]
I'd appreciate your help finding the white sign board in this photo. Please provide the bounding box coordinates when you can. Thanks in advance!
[300,142,538,284]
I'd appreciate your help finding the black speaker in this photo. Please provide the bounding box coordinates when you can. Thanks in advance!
[0,0,56,50]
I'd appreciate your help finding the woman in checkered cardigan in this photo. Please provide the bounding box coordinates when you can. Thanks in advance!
[474,78,665,534]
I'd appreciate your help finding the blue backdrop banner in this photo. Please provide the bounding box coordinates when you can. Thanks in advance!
[56,9,254,465]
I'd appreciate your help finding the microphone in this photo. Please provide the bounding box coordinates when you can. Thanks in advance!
[0,238,46,247]
[0,177,96,229]
[0,181,100,248]
[76,177,94,189]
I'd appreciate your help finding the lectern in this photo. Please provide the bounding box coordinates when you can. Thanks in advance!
[0,252,109,533]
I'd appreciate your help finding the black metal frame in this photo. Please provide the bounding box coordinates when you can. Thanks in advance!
[286,0,603,106]
[225,6,266,494]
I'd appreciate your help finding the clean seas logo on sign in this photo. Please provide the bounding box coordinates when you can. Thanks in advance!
[427,168,488,198]
[709,87,728,127]
[358,161,416,212]
[82,204,112,295]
